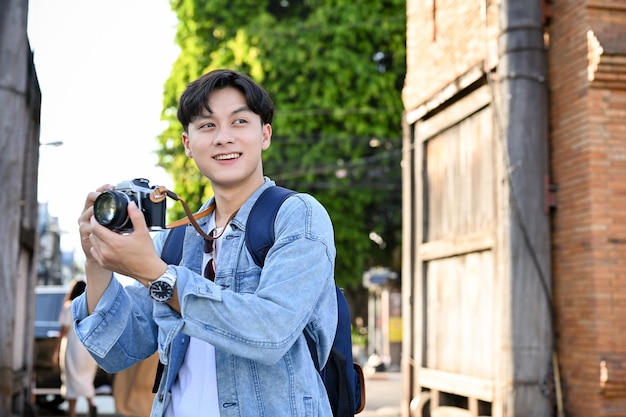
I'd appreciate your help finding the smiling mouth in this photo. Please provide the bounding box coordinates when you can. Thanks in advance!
[214,153,241,161]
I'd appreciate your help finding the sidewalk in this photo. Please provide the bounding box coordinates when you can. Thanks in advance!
[360,371,402,417]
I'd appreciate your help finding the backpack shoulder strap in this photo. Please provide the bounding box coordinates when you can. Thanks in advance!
[152,224,185,394]
[160,225,186,265]
[245,186,296,267]
[246,187,327,374]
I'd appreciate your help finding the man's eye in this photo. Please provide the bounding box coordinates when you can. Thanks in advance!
[233,119,247,125]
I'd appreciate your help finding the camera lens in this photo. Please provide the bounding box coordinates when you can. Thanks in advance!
[94,191,132,231]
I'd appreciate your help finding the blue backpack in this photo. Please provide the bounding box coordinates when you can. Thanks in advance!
[156,186,366,416]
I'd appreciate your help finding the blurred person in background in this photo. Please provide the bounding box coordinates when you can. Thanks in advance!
[113,352,158,417]
[53,279,98,417]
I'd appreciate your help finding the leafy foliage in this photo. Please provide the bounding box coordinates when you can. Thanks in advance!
[157,0,406,289]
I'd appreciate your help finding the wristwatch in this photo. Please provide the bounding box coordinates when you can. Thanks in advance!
[148,266,177,302]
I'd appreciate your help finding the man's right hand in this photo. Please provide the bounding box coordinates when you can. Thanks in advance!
[79,184,114,264]
[78,184,115,313]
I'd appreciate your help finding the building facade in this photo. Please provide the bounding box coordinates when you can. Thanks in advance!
[402,0,626,416]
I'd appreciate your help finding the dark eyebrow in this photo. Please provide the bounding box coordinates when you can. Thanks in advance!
[230,106,253,116]
[195,106,252,121]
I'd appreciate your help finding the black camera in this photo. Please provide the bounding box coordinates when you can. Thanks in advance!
[94,178,166,232]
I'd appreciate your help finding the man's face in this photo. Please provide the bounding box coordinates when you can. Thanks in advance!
[182,87,271,189]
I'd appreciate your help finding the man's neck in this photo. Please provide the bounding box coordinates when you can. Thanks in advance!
[212,177,265,226]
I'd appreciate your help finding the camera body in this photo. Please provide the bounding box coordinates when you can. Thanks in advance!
[94,178,166,232]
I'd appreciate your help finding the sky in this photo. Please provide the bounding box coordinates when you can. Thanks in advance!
[27,0,180,254]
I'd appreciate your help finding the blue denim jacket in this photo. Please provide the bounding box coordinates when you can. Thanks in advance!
[73,179,338,417]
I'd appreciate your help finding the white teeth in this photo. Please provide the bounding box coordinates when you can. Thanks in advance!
[214,153,240,160]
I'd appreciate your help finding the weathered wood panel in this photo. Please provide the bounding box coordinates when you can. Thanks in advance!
[424,106,495,243]
[405,84,500,414]
[425,251,494,380]
[418,93,497,384]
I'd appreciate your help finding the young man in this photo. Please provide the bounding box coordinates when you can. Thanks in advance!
[74,69,338,416]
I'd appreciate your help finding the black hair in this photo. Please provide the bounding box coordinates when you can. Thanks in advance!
[66,280,87,302]
[177,69,275,130]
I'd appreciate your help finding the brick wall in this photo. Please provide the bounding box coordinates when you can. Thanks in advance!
[403,0,499,111]
[548,0,626,416]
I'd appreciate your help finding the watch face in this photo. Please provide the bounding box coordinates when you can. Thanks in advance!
[149,280,173,302]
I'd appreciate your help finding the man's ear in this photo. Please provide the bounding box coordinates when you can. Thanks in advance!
[182,132,193,158]
[261,124,272,151]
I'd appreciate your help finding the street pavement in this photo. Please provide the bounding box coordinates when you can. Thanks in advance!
[36,371,402,417]
[359,371,402,417]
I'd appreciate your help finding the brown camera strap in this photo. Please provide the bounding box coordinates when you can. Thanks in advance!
[150,186,237,241]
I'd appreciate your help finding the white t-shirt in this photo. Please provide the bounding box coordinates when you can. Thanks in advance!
[165,216,223,417]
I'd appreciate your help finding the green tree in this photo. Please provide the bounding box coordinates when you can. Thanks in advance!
[157,0,406,290]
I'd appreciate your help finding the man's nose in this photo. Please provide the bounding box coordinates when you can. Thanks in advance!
[214,127,235,144]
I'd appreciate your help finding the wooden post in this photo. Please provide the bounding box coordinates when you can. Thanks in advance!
[496,0,552,415]
[0,0,41,415]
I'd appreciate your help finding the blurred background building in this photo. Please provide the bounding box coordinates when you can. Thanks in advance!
[37,203,65,286]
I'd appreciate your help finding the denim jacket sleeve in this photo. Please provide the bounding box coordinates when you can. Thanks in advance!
[72,280,160,372]
[71,235,166,373]
[153,188,338,366]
